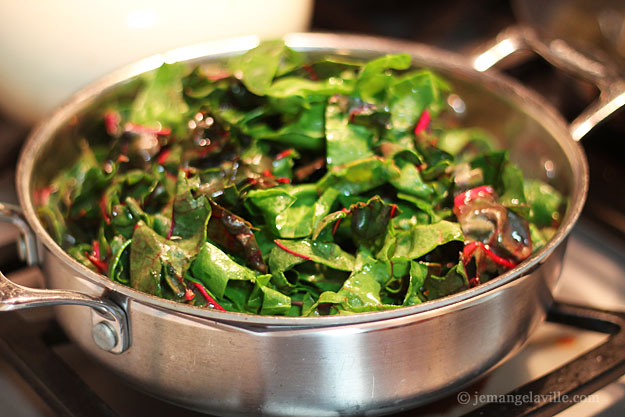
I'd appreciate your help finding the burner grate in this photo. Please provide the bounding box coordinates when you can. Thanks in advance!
[465,303,625,417]
[0,314,118,417]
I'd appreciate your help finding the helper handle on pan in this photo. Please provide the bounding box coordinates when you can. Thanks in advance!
[471,25,625,141]
[0,202,129,354]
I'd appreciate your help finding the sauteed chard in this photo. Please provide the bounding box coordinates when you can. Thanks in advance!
[35,41,564,316]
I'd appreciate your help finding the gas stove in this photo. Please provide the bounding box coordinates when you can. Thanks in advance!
[0,1,624,416]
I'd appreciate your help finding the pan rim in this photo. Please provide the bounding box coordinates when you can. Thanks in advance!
[16,32,589,327]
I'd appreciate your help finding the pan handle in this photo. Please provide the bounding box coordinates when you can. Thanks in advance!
[0,202,129,354]
[471,25,625,141]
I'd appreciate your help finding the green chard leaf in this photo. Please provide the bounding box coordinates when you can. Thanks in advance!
[206,200,267,273]
[248,275,292,315]
[395,193,443,223]
[36,205,67,246]
[245,184,338,239]
[356,53,412,103]
[402,261,428,306]
[325,96,374,168]
[250,101,325,150]
[313,196,395,252]
[390,159,435,200]
[318,156,401,196]
[388,69,449,133]
[378,220,464,260]
[67,243,97,271]
[303,250,398,315]
[271,239,356,272]
[129,222,199,298]
[191,241,256,298]
[266,76,353,99]
[229,40,303,96]
[130,62,189,135]
[171,172,211,240]
[500,161,529,217]
[470,150,508,190]
[438,127,498,160]
[524,179,564,228]
[272,148,300,179]
[423,259,469,300]
[470,150,529,217]
[109,236,132,284]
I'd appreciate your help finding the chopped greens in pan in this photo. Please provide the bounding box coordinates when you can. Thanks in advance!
[35,41,565,316]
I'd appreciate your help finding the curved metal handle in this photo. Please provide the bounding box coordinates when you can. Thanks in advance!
[0,202,39,266]
[0,203,129,353]
[471,25,625,141]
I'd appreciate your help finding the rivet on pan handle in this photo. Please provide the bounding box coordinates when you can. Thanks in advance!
[471,25,625,141]
[0,202,130,354]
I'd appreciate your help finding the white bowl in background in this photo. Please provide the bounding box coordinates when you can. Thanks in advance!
[0,0,314,125]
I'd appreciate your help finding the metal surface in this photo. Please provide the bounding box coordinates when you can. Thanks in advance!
[471,25,625,141]
[0,206,129,354]
[49,242,561,416]
[3,299,624,417]
[0,270,129,354]
[0,33,603,415]
[512,0,625,71]
[0,202,39,266]
[91,322,119,353]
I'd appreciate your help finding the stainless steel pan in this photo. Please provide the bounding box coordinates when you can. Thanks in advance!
[0,32,622,416]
